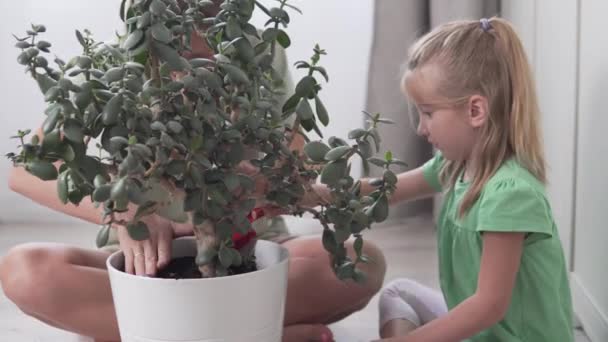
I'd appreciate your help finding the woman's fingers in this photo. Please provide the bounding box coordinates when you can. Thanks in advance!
[133,245,146,276]
[143,238,158,277]
[157,229,172,270]
[124,248,135,275]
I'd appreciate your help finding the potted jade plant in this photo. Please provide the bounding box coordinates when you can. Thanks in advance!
[7,0,404,341]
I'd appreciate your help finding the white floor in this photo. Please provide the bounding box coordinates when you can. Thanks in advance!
[0,215,591,341]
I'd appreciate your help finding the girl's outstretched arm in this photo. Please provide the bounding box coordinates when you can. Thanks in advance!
[300,166,438,208]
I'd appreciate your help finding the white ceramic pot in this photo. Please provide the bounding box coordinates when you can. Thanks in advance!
[106,237,289,342]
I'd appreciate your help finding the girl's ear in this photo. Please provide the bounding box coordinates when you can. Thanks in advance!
[468,95,489,128]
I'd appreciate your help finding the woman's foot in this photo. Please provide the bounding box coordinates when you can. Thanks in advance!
[282,324,334,342]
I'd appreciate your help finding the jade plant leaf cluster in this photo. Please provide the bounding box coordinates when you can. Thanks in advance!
[7,0,405,280]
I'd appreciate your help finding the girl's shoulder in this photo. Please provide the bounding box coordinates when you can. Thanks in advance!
[483,158,546,197]
[476,159,555,237]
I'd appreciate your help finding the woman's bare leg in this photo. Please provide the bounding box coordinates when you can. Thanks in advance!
[1,236,386,342]
[281,236,387,342]
[0,243,120,341]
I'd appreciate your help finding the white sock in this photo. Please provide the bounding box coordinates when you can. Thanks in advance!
[378,278,448,328]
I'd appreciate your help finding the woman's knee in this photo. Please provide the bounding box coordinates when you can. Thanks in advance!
[0,243,69,313]
[347,239,386,298]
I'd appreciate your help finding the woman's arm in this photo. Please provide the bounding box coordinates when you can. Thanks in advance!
[383,232,525,342]
[8,127,105,224]
[8,165,104,224]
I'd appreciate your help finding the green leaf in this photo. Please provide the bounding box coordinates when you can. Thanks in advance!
[135,201,158,220]
[354,236,363,258]
[368,178,383,187]
[234,38,255,62]
[383,169,397,185]
[358,140,372,159]
[385,151,393,162]
[92,184,112,202]
[221,64,250,85]
[377,118,396,124]
[61,143,76,162]
[57,171,69,204]
[75,30,86,47]
[75,56,92,69]
[94,174,107,187]
[320,160,347,186]
[370,129,381,153]
[167,121,183,134]
[314,96,329,126]
[224,173,240,192]
[63,118,84,143]
[137,12,152,29]
[110,177,128,200]
[276,30,291,48]
[127,221,150,241]
[96,225,111,248]
[322,228,338,253]
[26,161,58,181]
[150,0,167,16]
[102,94,123,125]
[68,188,84,205]
[152,41,187,71]
[337,262,355,280]
[226,17,242,39]
[41,130,61,152]
[295,76,315,97]
[123,29,144,50]
[348,128,367,140]
[150,121,166,131]
[44,87,61,102]
[262,28,279,42]
[105,67,124,83]
[195,68,222,89]
[166,160,187,176]
[335,226,351,243]
[296,98,314,121]
[368,157,386,167]
[324,145,351,161]
[372,194,389,222]
[304,141,330,162]
[219,245,234,268]
[328,137,348,147]
[151,22,172,44]
[282,93,300,116]
[188,58,215,69]
[36,73,57,95]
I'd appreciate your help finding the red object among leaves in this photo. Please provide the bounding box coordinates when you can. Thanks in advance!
[231,207,265,250]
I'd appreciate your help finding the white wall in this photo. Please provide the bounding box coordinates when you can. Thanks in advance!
[0,0,373,223]
[505,1,608,340]
[0,1,123,223]
[572,0,608,339]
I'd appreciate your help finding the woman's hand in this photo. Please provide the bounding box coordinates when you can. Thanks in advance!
[236,160,269,199]
[117,214,174,277]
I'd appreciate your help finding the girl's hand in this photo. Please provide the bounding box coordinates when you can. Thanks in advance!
[256,205,289,218]
[117,214,173,277]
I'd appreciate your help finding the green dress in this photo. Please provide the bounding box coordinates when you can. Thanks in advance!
[423,153,573,341]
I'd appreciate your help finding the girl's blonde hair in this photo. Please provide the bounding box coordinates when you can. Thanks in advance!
[404,17,546,217]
